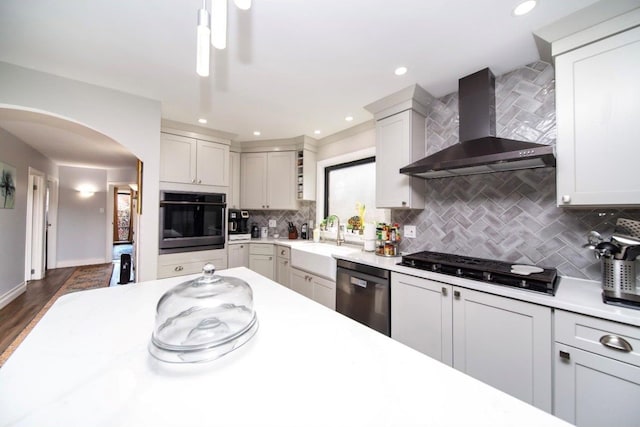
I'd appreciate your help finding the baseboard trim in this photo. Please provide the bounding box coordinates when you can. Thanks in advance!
[0,282,27,310]
[57,258,109,268]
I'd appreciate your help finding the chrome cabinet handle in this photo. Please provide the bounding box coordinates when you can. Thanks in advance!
[268,256,272,261]
[454,290,461,299]
[174,265,184,272]
[284,261,288,265]
[441,287,448,296]
[198,179,202,184]
[561,195,571,203]
[559,350,571,360]
[281,250,285,255]
[600,334,633,352]
[191,179,196,183]
[240,245,244,248]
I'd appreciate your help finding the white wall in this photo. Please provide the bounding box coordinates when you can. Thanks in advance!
[0,127,57,308]
[56,166,107,267]
[0,62,161,281]
[317,127,375,161]
[107,167,137,184]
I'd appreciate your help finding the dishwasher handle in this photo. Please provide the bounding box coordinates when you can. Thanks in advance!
[350,277,368,288]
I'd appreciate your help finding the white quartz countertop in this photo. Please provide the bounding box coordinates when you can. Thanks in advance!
[0,267,570,427]
[333,248,640,327]
[232,239,640,326]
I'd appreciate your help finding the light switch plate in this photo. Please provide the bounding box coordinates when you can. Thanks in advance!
[404,225,416,238]
[268,219,276,227]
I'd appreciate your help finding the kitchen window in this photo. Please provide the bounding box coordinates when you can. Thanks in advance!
[323,156,389,225]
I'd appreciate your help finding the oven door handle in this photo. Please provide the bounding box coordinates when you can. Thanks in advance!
[160,201,227,207]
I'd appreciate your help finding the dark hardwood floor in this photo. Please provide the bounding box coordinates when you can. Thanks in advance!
[0,267,75,355]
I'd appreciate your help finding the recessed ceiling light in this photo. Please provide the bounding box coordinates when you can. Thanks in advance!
[253,131,261,136]
[394,66,408,76]
[345,116,354,122]
[513,0,537,16]
[314,130,321,135]
[198,118,207,124]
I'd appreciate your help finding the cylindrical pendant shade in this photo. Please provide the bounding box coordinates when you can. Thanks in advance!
[196,8,210,77]
[234,0,252,11]
[211,0,227,49]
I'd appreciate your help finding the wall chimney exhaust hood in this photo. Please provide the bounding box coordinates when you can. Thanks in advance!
[400,68,555,179]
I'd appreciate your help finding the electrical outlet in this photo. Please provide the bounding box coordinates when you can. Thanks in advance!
[404,225,416,238]
[268,219,276,227]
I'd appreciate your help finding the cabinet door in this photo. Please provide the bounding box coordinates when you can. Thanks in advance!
[276,258,291,288]
[240,153,267,209]
[249,254,274,280]
[290,268,314,300]
[391,273,453,365]
[229,151,241,209]
[196,140,229,186]
[375,110,425,209]
[228,243,249,268]
[556,26,640,206]
[452,287,552,412]
[266,151,297,210]
[160,134,196,184]
[554,343,640,427]
[311,274,336,310]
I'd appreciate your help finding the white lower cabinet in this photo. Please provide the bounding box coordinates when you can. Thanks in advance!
[554,310,640,427]
[391,273,453,364]
[290,267,336,310]
[248,243,275,280]
[275,245,291,288]
[157,249,227,279]
[391,272,552,412]
[228,243,249,268]
[452,287,552,413]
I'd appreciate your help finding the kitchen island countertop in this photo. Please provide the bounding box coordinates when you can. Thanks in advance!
[0,267,570,427]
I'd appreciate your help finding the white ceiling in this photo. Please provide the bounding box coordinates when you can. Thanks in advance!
[0,0,599,167]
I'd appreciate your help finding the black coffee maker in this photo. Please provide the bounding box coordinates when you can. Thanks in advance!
[251,223,260,238]
[228,209,250,235]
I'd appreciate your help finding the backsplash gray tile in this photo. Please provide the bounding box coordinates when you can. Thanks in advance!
[392,61,640,280]
[247,201,316,238]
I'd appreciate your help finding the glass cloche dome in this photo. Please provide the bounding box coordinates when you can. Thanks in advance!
[149,263,258,363]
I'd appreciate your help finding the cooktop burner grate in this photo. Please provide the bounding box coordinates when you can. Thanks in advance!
[399,251,558,295]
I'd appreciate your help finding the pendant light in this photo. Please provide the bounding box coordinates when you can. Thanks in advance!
[233,0,252,11]
[196,0,252,76]
[211,0,227,50]
[196,0,211,77]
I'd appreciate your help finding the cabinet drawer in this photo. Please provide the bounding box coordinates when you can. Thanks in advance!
[249,243,274,256]
[276,245,290,260]
[158,261,206,279]
[555,310,640,367]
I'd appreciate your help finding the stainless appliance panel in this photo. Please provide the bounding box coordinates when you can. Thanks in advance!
[159,191,226,253]
[336,260,390,336]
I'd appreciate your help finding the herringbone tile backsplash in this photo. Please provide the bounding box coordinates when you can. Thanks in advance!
[392,61,640,280]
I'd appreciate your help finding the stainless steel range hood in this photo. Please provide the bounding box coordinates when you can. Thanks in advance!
[400,68,555,179]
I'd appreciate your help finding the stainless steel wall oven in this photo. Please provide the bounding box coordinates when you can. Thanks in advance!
[159,191,226,254]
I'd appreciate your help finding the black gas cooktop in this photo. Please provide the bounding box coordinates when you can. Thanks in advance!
[399,251,558,295]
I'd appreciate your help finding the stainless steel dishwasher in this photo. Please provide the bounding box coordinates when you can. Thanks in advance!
[336,259,390,336]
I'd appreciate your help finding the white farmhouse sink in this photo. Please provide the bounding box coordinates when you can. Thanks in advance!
[289,242,360,281]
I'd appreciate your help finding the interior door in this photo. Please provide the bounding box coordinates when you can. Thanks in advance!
[45,177,58,270]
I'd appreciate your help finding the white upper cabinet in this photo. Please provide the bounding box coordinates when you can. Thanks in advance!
[375,109,426,209]
[555,24,640,206]
[160,133,229,187]
[240,151,297,210]
[229,151,241,209]
[365,84,432,209]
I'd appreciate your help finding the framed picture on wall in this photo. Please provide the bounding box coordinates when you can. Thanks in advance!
[136,159,143,215]
[0,161,16,209]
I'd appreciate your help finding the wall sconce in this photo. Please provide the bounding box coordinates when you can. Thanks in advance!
[77,185,96,198]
